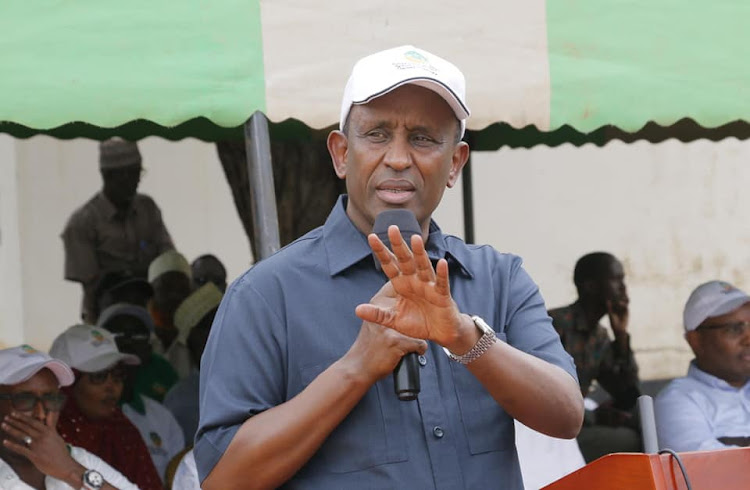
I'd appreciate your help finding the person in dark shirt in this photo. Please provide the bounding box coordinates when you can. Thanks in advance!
[548,251,641,461]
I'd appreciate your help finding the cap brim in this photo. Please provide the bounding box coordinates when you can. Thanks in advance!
[5,360,75,387]
[76,352,141,372]
[687,295,750,331]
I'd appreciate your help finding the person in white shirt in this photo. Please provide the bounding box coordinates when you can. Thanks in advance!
[0,345,137,490]
[656,280,750,451]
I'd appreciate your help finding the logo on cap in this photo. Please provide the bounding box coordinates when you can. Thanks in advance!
[720,282,735,293]
[404,50,428,64]
[89,330,109,347]
[20,345,38,356]
[150,432,163,448]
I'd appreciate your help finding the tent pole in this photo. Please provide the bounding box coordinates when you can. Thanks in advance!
[462,150,475,244]
[244,111,280,260]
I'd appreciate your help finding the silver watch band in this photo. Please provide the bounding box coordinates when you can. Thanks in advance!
[443,315,497,365]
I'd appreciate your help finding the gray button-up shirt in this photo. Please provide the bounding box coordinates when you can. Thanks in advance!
[196,196,577,489]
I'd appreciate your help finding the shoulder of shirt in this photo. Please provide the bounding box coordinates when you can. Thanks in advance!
[229,225,325,289]
[440,233,524,270]
[657,375,706,402]
[64,193,103,227]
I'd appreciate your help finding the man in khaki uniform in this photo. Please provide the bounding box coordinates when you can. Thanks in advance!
[61,138,174,322]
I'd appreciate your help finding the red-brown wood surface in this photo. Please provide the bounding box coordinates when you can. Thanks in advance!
[543,448,750,490]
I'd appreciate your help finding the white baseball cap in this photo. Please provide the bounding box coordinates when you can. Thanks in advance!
[340,45,470,138]
[148,249,192,284]
[174,282,223,343]
[0,345,75,387]
[49,324,140,373]
[683,281,750,332]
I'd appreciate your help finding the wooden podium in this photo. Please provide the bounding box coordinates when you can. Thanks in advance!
[543,447,750,490]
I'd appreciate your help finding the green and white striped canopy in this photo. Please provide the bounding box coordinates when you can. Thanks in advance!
[2,0,749,146]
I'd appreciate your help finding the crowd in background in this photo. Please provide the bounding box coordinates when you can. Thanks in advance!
[1,137,748,490]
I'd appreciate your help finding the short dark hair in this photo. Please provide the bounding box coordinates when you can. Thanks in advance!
[573,252,616,289]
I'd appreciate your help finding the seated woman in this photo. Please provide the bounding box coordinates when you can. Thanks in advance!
[0,344,137,489]
[50,324,164,490]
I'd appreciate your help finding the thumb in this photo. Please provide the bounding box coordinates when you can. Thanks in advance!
[355,304,394,326]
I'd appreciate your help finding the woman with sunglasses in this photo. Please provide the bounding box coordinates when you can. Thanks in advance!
[0,345,137,489]
[50,325,163,490]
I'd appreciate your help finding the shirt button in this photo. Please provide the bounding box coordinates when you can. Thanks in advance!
[418,355,427,366]
[433,426,444,438]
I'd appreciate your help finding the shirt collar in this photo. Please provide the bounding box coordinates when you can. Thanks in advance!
[323,195,472,278]
[96,192,136,220]
[688,360,750,392]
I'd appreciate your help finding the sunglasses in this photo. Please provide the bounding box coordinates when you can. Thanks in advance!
[86,366,127,385]
[0,392,67,412]
[696,320,750,339]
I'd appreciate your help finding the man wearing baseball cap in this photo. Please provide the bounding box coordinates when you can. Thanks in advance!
[655,280,750,451]
[196,46,582,489]
[61,137,174,323]
[0,345,138,489]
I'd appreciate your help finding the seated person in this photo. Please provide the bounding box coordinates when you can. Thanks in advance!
[97,303,178,402]
[548,252,641,462]
[148,250,194,379]
[191,254,227,293]
[164,283,223,443]
[98,304,185,481]
[656,280,750,451]
[0,345,138,490]
[92,269,154,324]
[50,324,164,490]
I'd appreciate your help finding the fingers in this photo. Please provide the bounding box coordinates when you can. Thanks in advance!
[369,226,434,281]
[2,438,31,458]
[434,258,451,297]
[3,413,42,438]
[412,235,435,283]
[387,226,417,276]
[368,234,400,278]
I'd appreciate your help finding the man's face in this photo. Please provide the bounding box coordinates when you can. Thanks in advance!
[104,314,152,364]
[688,302,750,387]
[101,163,141,209]
[599,259,628,308]
[328,84,469,236]
[152,272,193,324]
[0,369,62,461]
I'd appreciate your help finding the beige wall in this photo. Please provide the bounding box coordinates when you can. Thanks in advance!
[2,135,749,380]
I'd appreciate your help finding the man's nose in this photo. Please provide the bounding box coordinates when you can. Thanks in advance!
[382,137,412,171]
[32,399,47,422]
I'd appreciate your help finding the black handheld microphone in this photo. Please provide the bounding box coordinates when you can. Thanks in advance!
[372,209,422,402]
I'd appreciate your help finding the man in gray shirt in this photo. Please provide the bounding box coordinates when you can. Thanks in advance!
[61,138,174,322]
[196,45,583,489]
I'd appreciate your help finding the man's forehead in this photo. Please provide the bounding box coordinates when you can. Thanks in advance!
[348,86,457,129]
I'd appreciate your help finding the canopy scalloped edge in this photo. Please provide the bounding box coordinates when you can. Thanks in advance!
[2,117,748,151]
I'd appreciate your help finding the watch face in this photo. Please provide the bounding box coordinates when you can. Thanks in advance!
[84,469,104,488]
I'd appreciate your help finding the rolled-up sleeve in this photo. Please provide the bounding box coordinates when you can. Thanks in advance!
[504,257,578,381]
[61,212,99,284]
[194,272,287,483]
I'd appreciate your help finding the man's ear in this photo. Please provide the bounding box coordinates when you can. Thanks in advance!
[327,130,349,180]
[685,331,703,357]
[446,141,470,188]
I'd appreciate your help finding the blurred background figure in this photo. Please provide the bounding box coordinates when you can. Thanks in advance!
[97,304,185,483]
[50,324,164,490]
[548,252,642,462]
[148,250,193,379]
[191,254,227,293]
[91,270,154,325]
[656,281,750,451]
[0,345,138,490]
[97,303,177,403]
[61,138,174,323]
[164,283,223,443]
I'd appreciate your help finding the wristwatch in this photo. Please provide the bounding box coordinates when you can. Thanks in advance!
[443,315,497,365]
[82,469,104,490]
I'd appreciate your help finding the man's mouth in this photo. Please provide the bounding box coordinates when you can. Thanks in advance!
[376,181,416,204]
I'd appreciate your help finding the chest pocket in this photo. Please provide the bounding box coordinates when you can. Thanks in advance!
[298,359,408,474]
[451,332,515,455]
